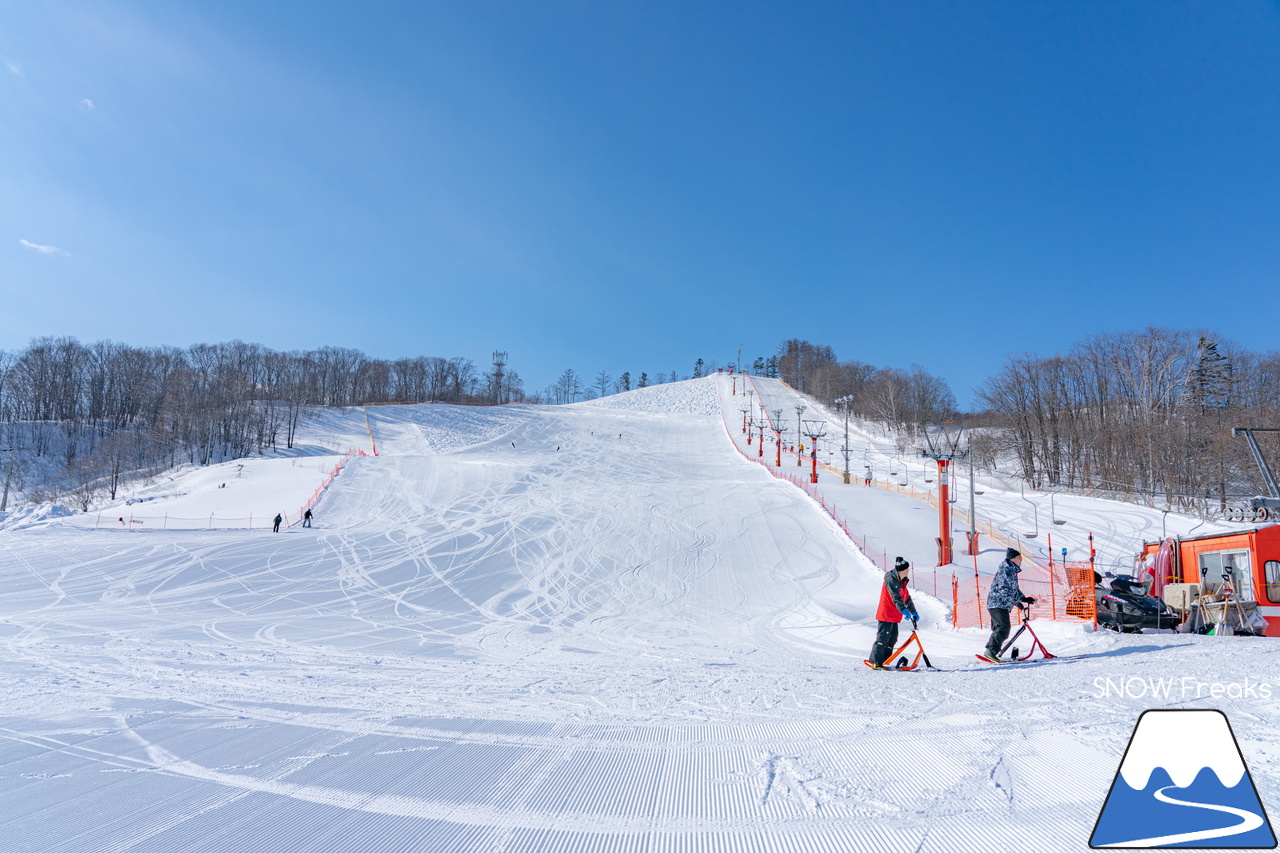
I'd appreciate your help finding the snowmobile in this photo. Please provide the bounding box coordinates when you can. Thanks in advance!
[1095,573,1179,633]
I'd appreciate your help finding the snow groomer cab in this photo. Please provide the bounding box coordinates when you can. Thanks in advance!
[1139,526,1280,637]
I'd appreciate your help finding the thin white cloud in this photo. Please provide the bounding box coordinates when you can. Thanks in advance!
[79,98,94,110]
[5,61,22,76]
[19,239,70,257]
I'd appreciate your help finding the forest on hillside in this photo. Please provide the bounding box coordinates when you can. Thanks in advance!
[774,330,1280,511]
[0,339,517,508]
[2,329,1278,515]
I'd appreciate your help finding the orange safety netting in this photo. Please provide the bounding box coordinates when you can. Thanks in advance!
[934,560,1097,629]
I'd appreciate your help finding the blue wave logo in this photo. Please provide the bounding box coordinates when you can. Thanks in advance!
[1090,710,1275,848]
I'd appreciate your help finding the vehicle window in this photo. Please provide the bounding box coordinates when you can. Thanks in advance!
[1198,552,1223,593]
[1266,560,1280,604]
[1222,551,1254,601]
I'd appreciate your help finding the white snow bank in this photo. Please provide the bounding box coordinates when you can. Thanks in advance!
[55,455,344,529]
[0,501,77,531]
[577,376,720,416]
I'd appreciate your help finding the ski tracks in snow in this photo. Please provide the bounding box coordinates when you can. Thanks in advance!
[1,380,1277,851]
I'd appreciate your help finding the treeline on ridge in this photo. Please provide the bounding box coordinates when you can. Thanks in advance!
[774,329,1280,509]
[0,338,522,508]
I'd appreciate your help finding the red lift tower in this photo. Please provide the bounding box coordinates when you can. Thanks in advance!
[802,419,827,484]
[771,409,785,468]
[922,425,967,566]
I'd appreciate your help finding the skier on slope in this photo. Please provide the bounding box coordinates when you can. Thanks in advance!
[868,557,919,670]
[272,513,283,533]
[980,548,1036,662]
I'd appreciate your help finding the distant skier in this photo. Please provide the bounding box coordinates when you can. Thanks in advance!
[272,513,282,533]
[864,469,873,487]
[868,557,919,670]
[303,508,313,528]
[981,548,1035,662]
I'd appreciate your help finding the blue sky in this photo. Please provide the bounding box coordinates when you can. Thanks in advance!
[3,1,1279,405]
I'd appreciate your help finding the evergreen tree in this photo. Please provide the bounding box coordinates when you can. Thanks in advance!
[638,372,648,388]
[693,358,704,378]
[618,371,632,392]
[1187,336,1233,412]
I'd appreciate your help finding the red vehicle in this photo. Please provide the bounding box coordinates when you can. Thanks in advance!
[1140,526,1280,637]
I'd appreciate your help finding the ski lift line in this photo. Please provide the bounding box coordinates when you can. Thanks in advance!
[720,376,1066,582]
[1048,480,1259,500]
[721,373,1029,578]
[717,380,895,573]
[1233,427,1280,499]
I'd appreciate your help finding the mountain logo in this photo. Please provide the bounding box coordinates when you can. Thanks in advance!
[1090,709,1276,848]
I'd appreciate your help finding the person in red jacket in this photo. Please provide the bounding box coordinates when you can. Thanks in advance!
[868,557,919,670]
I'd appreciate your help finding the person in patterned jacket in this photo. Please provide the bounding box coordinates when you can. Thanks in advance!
[981,548,1035,661]
[868,557,919,669]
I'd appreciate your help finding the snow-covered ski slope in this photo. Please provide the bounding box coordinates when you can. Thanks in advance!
[1,375,1276,853]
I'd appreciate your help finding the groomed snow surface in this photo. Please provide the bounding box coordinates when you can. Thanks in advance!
[1,375,1276,852]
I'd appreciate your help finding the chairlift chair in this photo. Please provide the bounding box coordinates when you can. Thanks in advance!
[1050,491,1068,526]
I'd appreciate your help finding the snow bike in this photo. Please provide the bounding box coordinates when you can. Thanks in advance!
[973,604,1087,666]
[998,603,1056,661]
[864,620,940,671]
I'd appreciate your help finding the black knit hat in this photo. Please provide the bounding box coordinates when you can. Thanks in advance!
[895,556,910,571]
[1005,548,1021,560]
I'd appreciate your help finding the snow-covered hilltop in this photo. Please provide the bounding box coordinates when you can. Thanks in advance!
[0,374,1275,853]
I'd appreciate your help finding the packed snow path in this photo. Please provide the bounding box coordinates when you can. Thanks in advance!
[1,377,1276,852]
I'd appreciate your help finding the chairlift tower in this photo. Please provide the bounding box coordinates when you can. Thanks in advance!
[834,395,854,483]
[802,419,827,484]
[771,409,786,467]
[922,425,967,566]
[794,404,807,466]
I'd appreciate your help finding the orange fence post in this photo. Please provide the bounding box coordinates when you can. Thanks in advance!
[1049,558,1058,617]
[952,574,959,628]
